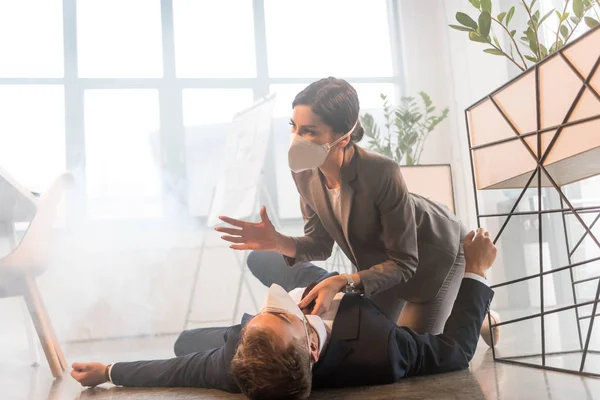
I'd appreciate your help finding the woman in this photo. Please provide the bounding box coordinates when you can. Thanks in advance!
[216,77,477,335]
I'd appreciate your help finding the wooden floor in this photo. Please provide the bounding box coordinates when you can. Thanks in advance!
[2,335,599,400]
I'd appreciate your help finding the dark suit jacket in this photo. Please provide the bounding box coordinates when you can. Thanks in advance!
[284,144,463,303]
[110,279,493,392]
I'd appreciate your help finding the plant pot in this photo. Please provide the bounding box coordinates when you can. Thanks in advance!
[400,164,455,213]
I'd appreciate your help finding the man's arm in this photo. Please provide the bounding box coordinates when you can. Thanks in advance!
[110,346,240,392]
[398,278,493,376]
[394,228,496,376]
[72,326,242,393]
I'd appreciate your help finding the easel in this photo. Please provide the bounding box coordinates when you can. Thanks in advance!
[229,180,282,323]
[183,180,281,328]
[184,94,277,328]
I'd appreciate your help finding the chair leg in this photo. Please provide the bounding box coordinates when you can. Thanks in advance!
[21,301,40,367]
[32,290,68,371]
[22,277,65,378]
[45,311,68,371]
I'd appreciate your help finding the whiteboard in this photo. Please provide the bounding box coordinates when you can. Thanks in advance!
[207,93,277,227]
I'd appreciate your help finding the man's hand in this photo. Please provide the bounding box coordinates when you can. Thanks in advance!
[71,362,108,387]
[464,228,497,279]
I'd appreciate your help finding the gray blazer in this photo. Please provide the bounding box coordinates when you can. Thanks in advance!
[284,144,463,303]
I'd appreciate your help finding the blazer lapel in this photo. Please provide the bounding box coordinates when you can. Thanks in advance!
[312,295,360,378]
[340,145,359,265]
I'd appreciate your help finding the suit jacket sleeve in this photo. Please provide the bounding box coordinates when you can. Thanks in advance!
[110,327,240,393]
[393,279,494,377]
[358,162,418,297]
[284,196,335,266]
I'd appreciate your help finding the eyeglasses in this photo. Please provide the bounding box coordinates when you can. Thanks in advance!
[299,314,311,353]
[260,311,312,354]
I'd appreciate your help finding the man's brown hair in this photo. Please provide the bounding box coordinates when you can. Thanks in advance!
[230,327,312,400]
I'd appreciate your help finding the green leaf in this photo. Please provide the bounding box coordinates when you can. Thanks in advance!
[573,0,584,19]
[571,16,581,24]
[469,0,481,9]
[478,12,492,37]
[456,12,478,29]
[525,54,538,62]
[560,24,569,38]
[449,24,474,32]
[540,44,548,58]
[530,0,538,9]
[550,38,564,54]
[533,10,540,23]
[525,28,539,56]
[484,48,505,55]
[493,35,501,48]
[418,92,433,108]
[481,0,492,13]
[469,31,489,43]
[528,38,539,56]
[585,16,600,28]
[539,9,554,26]
[497,12,507,24]
[507,6,515,25]
[510,29,517,37]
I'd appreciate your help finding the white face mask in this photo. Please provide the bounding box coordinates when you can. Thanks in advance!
[260,284,326,354]
[288,119,359,173]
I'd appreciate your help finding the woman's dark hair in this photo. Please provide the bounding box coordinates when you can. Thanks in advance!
[292,77,364,143]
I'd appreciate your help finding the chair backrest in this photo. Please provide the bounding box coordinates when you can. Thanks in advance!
[1,172,74,271]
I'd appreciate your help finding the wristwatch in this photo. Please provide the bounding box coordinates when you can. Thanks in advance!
[343,274,355,294]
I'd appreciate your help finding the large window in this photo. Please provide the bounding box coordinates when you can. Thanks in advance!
[0,0,401,222]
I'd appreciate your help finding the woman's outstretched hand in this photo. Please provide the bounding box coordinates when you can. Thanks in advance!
[215,206,280,251]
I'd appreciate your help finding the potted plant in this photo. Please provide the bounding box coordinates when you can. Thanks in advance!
[360,93,455,212]
[361,92,449,166]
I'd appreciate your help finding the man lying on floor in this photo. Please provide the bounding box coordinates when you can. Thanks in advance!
[71,228,496,399]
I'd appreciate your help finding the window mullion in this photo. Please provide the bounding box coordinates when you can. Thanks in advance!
[63,0,87,224]
[159,0,188,219]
